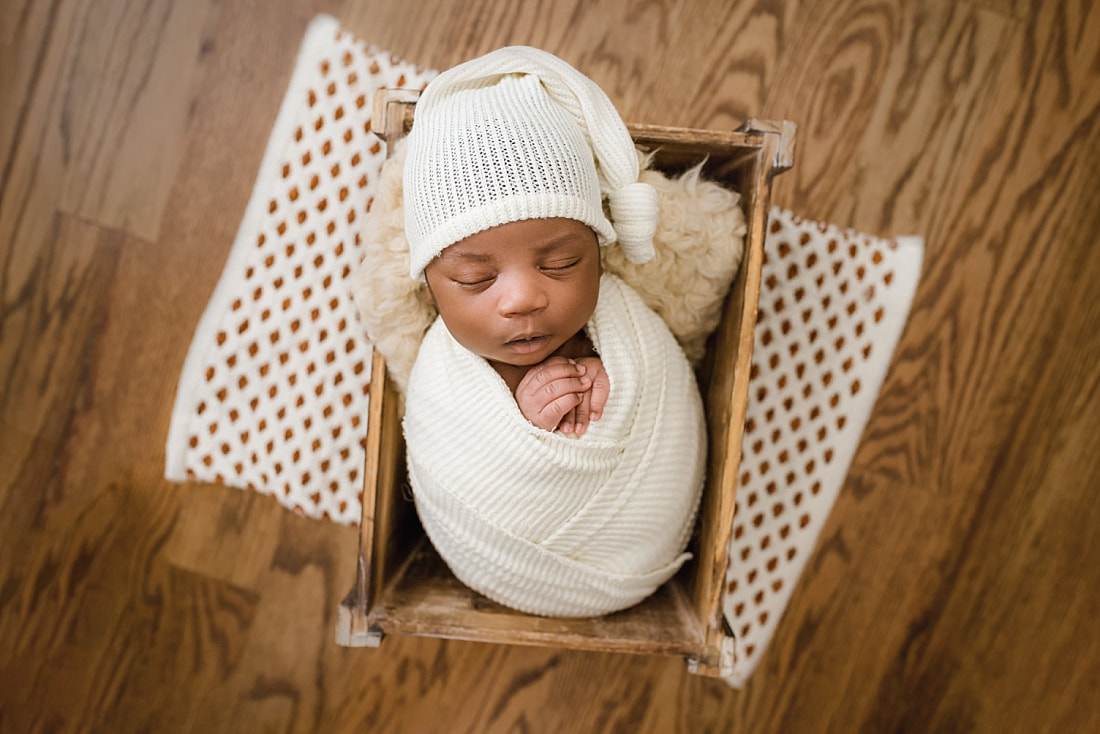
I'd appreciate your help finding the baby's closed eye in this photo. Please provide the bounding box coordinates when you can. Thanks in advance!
[451,271,496,287]
[540,258,580,273]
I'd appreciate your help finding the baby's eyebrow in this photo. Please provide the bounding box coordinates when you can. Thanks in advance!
[533,234,585,255]
[444,251,493,263]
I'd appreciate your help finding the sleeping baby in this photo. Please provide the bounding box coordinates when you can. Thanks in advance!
[358,47,740,617]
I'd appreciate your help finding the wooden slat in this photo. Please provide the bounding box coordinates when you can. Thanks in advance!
[368,540,705,659]
[690,130,778,646]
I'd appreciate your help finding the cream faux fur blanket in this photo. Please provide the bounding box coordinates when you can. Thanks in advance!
[404,273,706,617]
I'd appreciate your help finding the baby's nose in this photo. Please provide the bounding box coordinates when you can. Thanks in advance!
[497,274,549,317]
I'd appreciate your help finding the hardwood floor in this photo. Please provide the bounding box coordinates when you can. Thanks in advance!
[2,0,1097,731]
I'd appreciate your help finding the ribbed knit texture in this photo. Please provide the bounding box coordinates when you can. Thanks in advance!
[403,274,705,617]
[404,47,658,279]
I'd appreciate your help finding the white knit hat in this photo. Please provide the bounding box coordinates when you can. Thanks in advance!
[403,46,658,279]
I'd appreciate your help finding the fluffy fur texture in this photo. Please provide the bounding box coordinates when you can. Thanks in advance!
[351,138,436,393]
[604,153,746,364]
[351,138,745,388]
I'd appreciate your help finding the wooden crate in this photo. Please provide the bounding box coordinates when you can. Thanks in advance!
[336,88,795,677]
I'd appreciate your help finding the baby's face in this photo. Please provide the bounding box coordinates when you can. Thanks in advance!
[423,218,600,369]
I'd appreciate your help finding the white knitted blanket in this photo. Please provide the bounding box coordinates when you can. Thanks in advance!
[404,273,706,617]
[164,14,923,685]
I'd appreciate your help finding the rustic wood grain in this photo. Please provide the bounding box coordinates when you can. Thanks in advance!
[2,0,1098,731]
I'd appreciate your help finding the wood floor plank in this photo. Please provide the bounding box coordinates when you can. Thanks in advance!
[163,486,290,592]
[85,563,260,733]
[0,0,66,222]
[54,0,213,241]
[0,213,124,515]
[766,0,1019,233]
[0,458,194,732]
[0,0,196,247]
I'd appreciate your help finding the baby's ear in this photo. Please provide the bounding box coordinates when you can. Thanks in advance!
[422,281,436,306]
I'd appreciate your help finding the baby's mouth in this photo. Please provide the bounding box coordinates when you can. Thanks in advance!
[505,334,550,353]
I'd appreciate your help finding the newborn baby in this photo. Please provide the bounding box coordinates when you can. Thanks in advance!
[422,216,609,436]
[399,47,706,617]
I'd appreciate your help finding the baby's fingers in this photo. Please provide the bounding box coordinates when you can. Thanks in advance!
[517,360,591,406]
[515,357,599,432]
[522,357,589,393]
[536,392,582,431]
[588,370,610,420]
[574,357,610,421]
[558,405,578,435]
[569,390,593,435]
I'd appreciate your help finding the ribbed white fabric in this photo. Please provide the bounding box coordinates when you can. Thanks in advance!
[404,46,658,279]
[403,274,705,616]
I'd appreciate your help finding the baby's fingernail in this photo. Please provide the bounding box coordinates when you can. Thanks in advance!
[575,423,587,435]
[576,364,586,374]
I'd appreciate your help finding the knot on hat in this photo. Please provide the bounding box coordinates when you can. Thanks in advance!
[608,182,658,264]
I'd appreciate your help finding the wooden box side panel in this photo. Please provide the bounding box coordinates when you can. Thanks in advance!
[340,350,405,646]
[367,375,415,607]
[357,91,424,614]
[371,540,705,659]
[688,132,780,639]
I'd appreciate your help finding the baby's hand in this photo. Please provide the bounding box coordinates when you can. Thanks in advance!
[558,356,609,436]
[514,357,593,431]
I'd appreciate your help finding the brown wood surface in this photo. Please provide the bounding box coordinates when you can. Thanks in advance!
[1,0,1097,732]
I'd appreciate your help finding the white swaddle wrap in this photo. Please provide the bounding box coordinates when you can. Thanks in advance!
[404,273,706,617]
